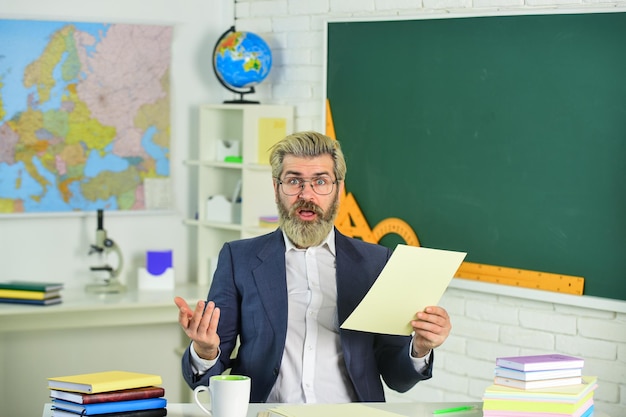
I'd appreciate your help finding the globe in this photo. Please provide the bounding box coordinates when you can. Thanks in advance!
[213,27,272,103]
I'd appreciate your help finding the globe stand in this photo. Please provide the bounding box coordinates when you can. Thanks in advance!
[213,26,270,105]
[223,86,260,105]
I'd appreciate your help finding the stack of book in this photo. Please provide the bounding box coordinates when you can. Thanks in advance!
[494,354,585,390]
[483,354,597,417]
[48,370,167,417]
[0,281,64,306]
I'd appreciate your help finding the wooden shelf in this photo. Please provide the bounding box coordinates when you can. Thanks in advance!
[188,104,294,285]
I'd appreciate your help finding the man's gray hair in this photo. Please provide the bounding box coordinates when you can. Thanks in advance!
[269,131,347,181]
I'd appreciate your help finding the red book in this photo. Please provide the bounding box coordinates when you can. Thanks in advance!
[50,386,165,404]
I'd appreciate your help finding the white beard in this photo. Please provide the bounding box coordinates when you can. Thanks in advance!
[277,193,339,248]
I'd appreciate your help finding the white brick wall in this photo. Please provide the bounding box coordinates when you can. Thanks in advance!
[424,286,626,416]
[233,1,626,415]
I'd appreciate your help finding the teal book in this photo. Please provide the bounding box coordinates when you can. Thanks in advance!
[52,398,166,415]
[0,281,64,292]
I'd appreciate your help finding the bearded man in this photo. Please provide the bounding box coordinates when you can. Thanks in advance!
[175,131,451,403]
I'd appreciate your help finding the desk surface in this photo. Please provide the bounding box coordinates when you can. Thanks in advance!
[0,284,208,333]
[42,403,481,417]
[42,402,612,417]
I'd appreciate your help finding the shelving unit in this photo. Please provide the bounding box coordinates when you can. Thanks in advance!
[187,104,294,285]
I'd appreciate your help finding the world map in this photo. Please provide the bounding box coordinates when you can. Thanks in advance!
[0,20,172,213]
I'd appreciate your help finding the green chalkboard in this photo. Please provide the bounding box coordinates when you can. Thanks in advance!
[326,12,626,301]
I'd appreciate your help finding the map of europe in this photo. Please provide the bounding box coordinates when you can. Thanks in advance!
[0,20,172,213]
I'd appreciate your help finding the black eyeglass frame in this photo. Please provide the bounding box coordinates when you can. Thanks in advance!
[275,176,339,196]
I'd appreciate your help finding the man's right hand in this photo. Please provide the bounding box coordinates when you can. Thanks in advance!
[174,296,221,360]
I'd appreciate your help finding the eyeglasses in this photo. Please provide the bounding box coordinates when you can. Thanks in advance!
[276,176,338,196]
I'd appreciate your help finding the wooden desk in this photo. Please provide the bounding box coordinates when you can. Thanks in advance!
[41,402,613,417]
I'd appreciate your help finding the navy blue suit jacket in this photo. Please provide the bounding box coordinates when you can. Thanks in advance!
[182,228,433,402]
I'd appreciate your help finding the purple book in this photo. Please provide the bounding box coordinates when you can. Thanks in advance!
[496,354,584,372]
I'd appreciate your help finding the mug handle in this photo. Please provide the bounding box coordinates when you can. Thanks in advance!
[193,385,213,416]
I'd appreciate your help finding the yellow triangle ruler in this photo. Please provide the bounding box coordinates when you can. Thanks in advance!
[455,261,584,295]
[335,189,377,243]
[325,98,337,140]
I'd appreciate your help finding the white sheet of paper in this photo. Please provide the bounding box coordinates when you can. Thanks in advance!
[270,403,405,417]
[340,245,466,335]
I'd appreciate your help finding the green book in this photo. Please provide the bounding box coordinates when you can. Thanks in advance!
[0,281,64,292]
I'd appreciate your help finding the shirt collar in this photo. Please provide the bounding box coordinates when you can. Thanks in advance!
[282,227,336,256]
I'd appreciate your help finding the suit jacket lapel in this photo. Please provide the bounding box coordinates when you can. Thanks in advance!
[335,231,372,325]
[252,230,288,337]
[335,230,377,375]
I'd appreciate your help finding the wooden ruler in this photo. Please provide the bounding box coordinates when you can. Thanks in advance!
[455,261,585,295]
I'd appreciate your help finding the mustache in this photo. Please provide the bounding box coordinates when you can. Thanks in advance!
[289,200,324,217]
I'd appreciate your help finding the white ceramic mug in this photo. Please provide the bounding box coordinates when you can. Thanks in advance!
[193,375,251,417]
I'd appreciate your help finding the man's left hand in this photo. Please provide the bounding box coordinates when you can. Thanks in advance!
[410,306,451,358]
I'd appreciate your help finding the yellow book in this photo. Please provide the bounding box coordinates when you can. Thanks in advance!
[483,391,593,413]
[48,370,162,394]
[257,117,287,164]
[484,376,597,401]
[0,288,60,300]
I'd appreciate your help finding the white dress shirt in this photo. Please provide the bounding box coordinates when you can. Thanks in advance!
[189,229,429,403]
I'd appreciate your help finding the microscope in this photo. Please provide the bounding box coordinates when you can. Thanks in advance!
[86,209,126,293]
